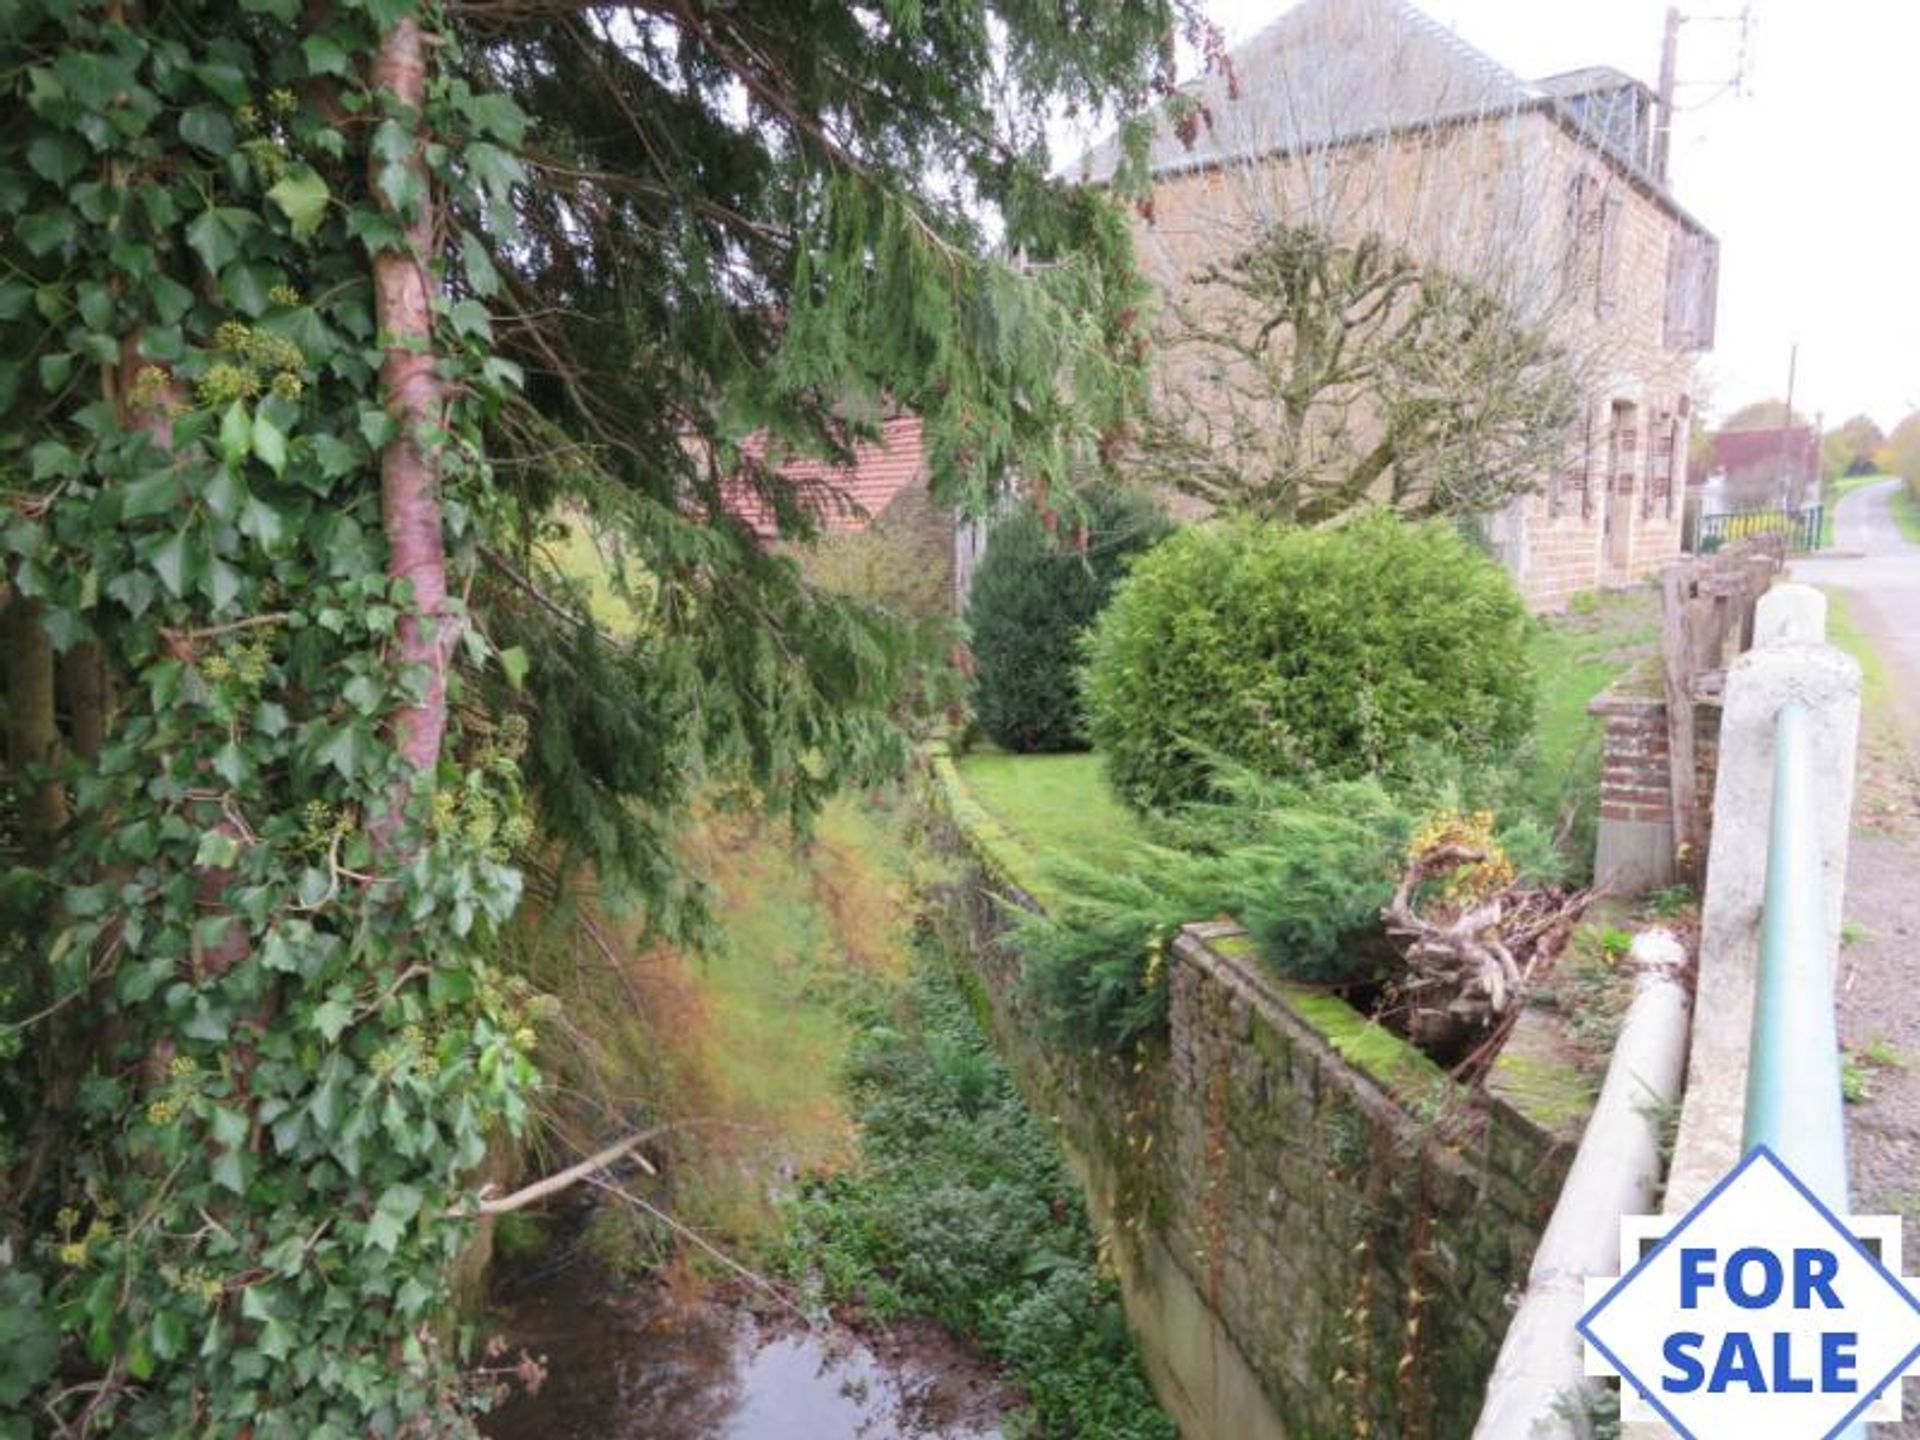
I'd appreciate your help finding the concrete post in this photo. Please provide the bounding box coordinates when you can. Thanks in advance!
[1662,581,1859,1213]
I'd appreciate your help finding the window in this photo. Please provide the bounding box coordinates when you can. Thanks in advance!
[1596,191,1625,316]
[1645,404,1677,518]
[1565,171,1628,318]
[1663,232,1720,350]
[1553,407,1595,519]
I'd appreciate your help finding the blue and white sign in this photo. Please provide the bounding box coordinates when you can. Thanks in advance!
[1578,1146,1920,1437]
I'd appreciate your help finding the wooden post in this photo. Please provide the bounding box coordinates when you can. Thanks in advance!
[1660,565,1701,883]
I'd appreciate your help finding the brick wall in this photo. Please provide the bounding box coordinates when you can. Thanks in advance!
[924,749,1579,1439]
[1590,686,1722,892]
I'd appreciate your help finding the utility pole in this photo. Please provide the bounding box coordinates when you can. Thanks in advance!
[1653,6,1681,181]
[1781,342,1800,508]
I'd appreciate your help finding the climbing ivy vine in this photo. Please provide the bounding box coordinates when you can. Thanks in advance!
[0,0,1212,1431]
[1,2,543,1432]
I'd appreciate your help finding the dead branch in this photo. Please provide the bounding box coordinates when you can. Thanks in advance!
[454,1127,662,1217]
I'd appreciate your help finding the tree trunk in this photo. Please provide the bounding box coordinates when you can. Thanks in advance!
[4,583,68,861]
[370,18,454,851]
[63,640,109,765]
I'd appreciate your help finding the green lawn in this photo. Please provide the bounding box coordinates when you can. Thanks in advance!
[1892,481,1920,547]
[951,588,1660,879]
[1520,586,1662,831]
[952,749,1148,874]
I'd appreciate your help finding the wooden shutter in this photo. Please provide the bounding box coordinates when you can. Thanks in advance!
[1596,190,1626,316]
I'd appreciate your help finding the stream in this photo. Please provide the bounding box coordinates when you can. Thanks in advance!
[481,1219,1012,1439]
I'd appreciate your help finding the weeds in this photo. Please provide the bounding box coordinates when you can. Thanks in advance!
[783,937,1175,1440]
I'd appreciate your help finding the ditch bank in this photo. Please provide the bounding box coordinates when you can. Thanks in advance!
[920,743,1589,1439]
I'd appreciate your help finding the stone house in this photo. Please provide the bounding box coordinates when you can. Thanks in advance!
[1076,0,1720,610]
[1705,425,1820,513]
[728,416,973,617]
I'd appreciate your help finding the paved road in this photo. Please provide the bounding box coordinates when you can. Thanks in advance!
[1795,478,1920,731]
[1795,481,1920,1417]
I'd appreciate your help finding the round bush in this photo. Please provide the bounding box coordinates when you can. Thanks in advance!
[1083,510,1534,809]
[966,489,1168,752]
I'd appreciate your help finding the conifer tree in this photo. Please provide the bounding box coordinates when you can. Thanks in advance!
[0,0,1206,1431]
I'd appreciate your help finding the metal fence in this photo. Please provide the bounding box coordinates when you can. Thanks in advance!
[1694,504,1824,553]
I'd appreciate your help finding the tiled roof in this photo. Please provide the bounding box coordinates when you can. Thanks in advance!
[1067,0,1705,234]
[1713,427,1819,477]
[1071,0,1537,184]
[729,415,927,539]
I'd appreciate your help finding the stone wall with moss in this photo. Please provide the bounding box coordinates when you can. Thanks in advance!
[920,746,1584,1439]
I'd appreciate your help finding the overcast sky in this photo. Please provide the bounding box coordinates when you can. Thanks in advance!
[1094,0,1920,431]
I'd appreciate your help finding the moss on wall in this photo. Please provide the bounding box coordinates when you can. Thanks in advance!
[921,746,1583,1439]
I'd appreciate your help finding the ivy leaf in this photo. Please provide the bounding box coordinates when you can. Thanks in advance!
[17,209,75,258]
[219,402,252,465]
[120,469,182,521]
[0,279,30,321]
[147,273,195,325]
[463,92,529,147]
[185,207,255,277]
[150,1312,190,1365]
[311,997,353,1042]
[202,466,245,521]
[179,106,235,156]
[266,166,330,236]
[38,352,73,391]
[147,530,192,598]
[212,739,249,786]
[314,722,372,779]
[342,674,383,714]
[195,830,241,868]
[27,133,89,187]
[364,1209,404,1254]
[240,495,287,548]
[203,556,242,610]
[211,1146,250,1195]
[251,413,288,474]
[458,231,498,297]
[222,261,275,317]
[302,34,352,77]
[209,1105,250,1149]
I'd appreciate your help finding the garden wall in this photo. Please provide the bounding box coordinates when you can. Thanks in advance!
[920,747,1586,1439]
[1590,686,1723,894]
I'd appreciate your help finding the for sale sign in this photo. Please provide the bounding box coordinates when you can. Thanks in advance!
[1579,1146,1920,1437]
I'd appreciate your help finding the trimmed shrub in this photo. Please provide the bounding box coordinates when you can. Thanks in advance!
[1084,510,1534,810]
[966,489,1168,753]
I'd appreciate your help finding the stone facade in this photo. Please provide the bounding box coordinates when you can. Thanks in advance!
[1117,0,1715,612]
[924,746,1583,1439]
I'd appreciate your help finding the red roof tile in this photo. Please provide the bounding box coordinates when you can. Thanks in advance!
[729,416,927,539]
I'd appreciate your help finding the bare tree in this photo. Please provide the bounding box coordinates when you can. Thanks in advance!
[1076,0,1684,537]
[1127,224,1581,522]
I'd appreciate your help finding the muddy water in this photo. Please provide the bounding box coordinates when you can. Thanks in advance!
[483,1253,1009,1440]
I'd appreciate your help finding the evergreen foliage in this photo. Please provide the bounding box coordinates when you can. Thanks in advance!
[1013,761,1562,1050]
[1084,512,1535,811]
[966,488,1168,752]
[0,0,1205,1432]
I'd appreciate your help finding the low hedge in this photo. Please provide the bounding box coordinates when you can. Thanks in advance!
[1083,510,1534,810]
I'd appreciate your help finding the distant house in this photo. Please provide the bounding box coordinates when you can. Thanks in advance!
[1075,0,1720,610]
[728,416,982,615]
[1706,426,1819,513]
